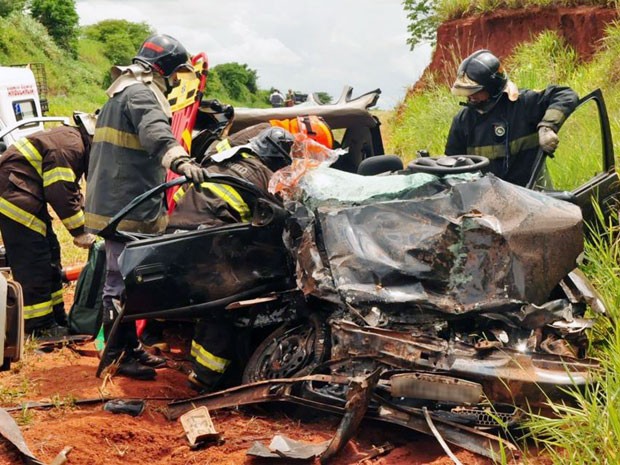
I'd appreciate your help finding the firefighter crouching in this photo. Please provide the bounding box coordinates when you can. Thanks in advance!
[0,112,97,336]
[168,126,297,391]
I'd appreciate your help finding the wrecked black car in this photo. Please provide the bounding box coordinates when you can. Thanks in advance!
[99,88,617,458]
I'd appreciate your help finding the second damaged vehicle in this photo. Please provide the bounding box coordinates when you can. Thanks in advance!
[100,89,616,458]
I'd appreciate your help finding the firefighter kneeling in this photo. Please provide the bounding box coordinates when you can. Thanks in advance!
[168,126,298,391]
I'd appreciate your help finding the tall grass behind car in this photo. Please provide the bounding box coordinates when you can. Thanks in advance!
[392,26,620,463]
[525,207,620,465]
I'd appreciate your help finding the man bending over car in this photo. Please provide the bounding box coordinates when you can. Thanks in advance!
[168,126,297,391]
[445,49,578,187]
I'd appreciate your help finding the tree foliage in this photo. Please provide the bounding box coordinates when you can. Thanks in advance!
[403,0,439,49]
[213,62,259,100]
[29,0,79,57]
[315,91,332,104]
[82,20,153,66]
[0,0,27,17]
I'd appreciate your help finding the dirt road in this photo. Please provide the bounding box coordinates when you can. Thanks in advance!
[0,291,548,465]
[0,344,518,465]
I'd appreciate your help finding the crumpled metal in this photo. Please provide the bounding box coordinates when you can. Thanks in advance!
[289,172,583,319]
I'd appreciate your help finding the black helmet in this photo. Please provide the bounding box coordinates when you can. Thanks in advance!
[249,127,295,170]
[452,50,508,98]
[133,34,192,78]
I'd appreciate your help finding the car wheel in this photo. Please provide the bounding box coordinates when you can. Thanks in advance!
[242,313,328,384]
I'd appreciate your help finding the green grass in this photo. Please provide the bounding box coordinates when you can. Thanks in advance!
[524,207,620,464]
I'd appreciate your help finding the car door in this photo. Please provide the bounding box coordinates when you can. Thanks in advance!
[119,220,294,320]
[546,89,619,226]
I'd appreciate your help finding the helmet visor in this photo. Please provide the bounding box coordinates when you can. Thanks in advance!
[451,73,485,97]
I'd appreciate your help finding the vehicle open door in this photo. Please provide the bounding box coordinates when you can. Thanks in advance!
[545,89,619,226]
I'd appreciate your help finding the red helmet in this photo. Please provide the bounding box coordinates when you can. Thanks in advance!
[133,34,192,78]
[270,115,334,149]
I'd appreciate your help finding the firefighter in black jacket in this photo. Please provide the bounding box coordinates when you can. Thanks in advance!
[0,112,97,336]
[85,34,206,380]
[168,126,296,391]
[445,49,579,187]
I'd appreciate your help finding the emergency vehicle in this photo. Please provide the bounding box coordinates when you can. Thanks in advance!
[0,63,67,153]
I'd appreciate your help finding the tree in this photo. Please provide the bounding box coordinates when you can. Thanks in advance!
[213,62,259,101]
[29,0,80,57]
[83,19,153,66]
[0,0,27,17]
[83,20,152,53]
[403,0,439,50]
[82,20,153,66]
[315,92,332,104]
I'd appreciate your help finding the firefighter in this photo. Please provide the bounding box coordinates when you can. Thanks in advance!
[167,126,296,391]
[0,112,97,336]
[445,49,578,187]
[85,34,206,380]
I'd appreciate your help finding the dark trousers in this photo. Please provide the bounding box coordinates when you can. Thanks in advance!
[102,239,139,359]
[0,214,63,333]
[191,319,235,387]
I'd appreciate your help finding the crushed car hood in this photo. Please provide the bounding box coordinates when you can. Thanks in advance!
[288,169,583,318]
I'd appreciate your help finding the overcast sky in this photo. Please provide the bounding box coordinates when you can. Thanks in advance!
[75,0,433,109]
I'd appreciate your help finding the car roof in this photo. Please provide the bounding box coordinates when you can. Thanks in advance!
[230,86,381,132]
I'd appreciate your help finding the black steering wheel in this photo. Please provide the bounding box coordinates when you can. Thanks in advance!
[407,155,489,175]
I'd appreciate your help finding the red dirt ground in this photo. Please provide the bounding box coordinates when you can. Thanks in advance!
[0,288,552,465]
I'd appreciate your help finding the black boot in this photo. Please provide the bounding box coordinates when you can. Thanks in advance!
[31,323,69,340]
[131,344,167,368]
[101,323,157,380]
[115,358,157,380]
[140,320,170,353]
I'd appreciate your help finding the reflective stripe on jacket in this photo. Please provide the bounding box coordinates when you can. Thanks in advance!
[85,82,180,234]
[168,154,273,231]
[0,126,89,236]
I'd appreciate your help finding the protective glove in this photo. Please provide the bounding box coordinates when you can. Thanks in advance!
[538,126,559,153]
[73,232,97,249]
[174,160,206,184]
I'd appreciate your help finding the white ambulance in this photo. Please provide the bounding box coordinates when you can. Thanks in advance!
[0,63,67,153]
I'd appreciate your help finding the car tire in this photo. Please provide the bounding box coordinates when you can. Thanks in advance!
[242,313,329,384]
